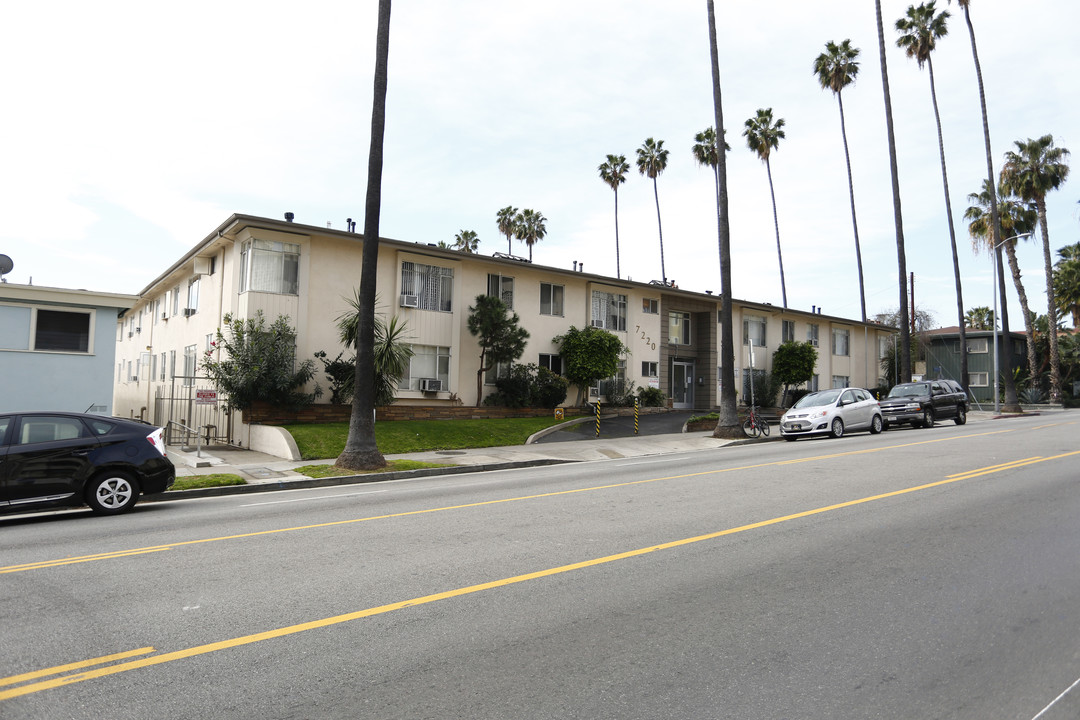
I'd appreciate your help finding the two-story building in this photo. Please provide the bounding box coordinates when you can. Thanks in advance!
[112,213,894,443]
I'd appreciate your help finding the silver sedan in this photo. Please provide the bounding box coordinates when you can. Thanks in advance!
[779,387,884,441]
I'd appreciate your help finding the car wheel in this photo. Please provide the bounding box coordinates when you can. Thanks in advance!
[870,414,884,434]
[954,407,967,425]
[830,418,845,438]
[922,409,935,428]
[86,472,139,515]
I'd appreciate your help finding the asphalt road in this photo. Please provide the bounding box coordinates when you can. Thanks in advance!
[3,413,1079,719]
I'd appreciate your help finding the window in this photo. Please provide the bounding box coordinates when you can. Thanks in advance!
[172,286,180,316]
[139,352,151,381]
[186,277,200,315]
[159,352,167,381]
[969,372,988,387]
[966,337,988,354]
[539,353,563,375]
[401,262,453,312]
[153,299,161,325]
[832,328,850,356]
[782,320,795,343]
[487,274,514,309]
[540,283,564,316]
[33,309,91,352]
[809,374,819,392]
[182,344,197,387]
[743,315,766,346]
[169,350,176,379]
[642,298,659,314]
[206,334,215,351]
[485,361,511,385]
[240,239,300,295]
[400,345,450,391]
[642,361,658,378]
[807,323,819,347]
[879,336,890,359]
[832,375,850,389]
[591,291,627,331]
[669,311,691,345]
[16,416,92,445]
[209,255,217,275]
[597,359,627,397]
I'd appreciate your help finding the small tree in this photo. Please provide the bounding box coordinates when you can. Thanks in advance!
[771,341,818,406]
[554,325,629,405]
[467,295,529,407]
[335,290,414,407]
[202,311,320,412]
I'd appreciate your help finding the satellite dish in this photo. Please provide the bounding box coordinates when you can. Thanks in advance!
[0,254,12,279]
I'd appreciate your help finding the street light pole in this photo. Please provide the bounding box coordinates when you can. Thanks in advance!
[992,232,1033,414]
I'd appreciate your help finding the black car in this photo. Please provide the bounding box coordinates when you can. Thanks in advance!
[0,412,175,515]
[879,379,969,429]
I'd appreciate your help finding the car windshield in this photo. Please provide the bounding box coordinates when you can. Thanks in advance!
[887,383,929,398]
[793,389,842,409]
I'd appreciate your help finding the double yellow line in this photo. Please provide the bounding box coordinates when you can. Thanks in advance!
[4,447,1077,702]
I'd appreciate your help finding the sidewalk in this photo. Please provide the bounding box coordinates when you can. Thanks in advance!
[158,409,1044,500]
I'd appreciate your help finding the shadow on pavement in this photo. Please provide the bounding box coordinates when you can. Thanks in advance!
[534,411,696,442]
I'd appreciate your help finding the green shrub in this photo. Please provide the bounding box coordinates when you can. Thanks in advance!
[636,386,666,407]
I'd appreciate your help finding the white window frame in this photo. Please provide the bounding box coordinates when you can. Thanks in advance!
[831,375,850,389]
[28,307,95,354]
[401,262,454,312]
[966,337,989,354]
[743,315,766,347]
[539,353,563,375]
[968,372,989,387]
[642,361,658,378]
[540,283,564,317]
[669,311,692,345]
[487,274,515,309]
[642,298,659,315]
[186,277,200,315]
[239,239,301,295]
[832,328,850,357]
[782,319,795,343]
[591,291,627,332]
[400,344,451,391]
[807,324,819,347]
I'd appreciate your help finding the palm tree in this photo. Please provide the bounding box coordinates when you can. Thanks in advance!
[1000,134,1071,402]
[965,180,1039,378]
[453,229,479,253]
[496,206,518,255]
[875,0,912,383]
[706,0,741,439]
[896,1,969,394]
[338,0,391,471]
[514,208,547,262]
[636,137,670,284]
[691,126,730,217]
[965,306,994,331]
[597,154,629,279]
[1055,243,1080,328]
[743,108,788,308]
[813,39,866,322]
[946,0,1018,410]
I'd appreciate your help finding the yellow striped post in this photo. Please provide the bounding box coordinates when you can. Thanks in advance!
[595,399,600,437]
[634,397,639,435]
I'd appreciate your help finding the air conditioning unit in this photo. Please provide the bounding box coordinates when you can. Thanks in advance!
[128,331,134,338]
[135,327,141,334]
[419,378,442,393]
[590,319,605,328]
[400,294,419,308]
[161,313,168,321]
[183,308,196,317]
[589,387,599,397]
[131,375,138,382]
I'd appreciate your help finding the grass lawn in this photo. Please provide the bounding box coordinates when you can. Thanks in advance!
[284,416,566,460]
[171,474,247,491]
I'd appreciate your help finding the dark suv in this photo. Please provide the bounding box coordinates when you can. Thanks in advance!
[879,380,969,429]
[0,412,175,515]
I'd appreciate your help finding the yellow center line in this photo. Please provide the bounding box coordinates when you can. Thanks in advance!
[0,647,155,688]
[4,448,1077,703]
[0,427,1022,575]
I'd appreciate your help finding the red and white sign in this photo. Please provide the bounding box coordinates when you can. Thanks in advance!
[195,389,218,405]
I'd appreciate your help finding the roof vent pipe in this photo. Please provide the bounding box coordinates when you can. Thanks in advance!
[573,261,577,271]
[284,212,295,222]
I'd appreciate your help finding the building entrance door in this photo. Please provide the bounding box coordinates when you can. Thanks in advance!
[671,361,694,409]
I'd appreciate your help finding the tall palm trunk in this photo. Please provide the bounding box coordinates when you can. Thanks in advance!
[613,188,621,279]
[995,245,1019,409]
[652,178,667,284]
[925,55,967,392]
[1001,241,1039,382]
[836,91,866,322]
[706,0,740,438]
[958,3,1019,410]
[338,0,391,470]
[1035,200,1062,401]
[764,159,787,308]
[875,0,911,382]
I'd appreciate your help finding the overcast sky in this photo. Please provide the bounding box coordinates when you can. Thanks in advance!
[3,0,1077,329]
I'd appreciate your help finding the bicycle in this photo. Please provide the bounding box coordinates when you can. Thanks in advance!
[743,405,770,438]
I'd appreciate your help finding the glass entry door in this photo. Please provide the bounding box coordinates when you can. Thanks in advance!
[671,361,694,409]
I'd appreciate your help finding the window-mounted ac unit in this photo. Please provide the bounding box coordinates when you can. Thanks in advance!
[400,294,419,308]
[419,378,442,393]
[809,339,818,347]
[589,387,599,397]
[127,331,134,338]
[183,308,196,317]
[590,319,605,328]
[135,327,141,334]
[131,376,138,382]
[161,313,168,321]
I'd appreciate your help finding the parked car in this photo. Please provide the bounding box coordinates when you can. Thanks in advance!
[0,412,175,515]
[779,388,883,441]
[878,380,968,429]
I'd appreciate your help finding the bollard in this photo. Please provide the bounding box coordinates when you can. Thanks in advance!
[595,399,601,437]
[634,397,639,435]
